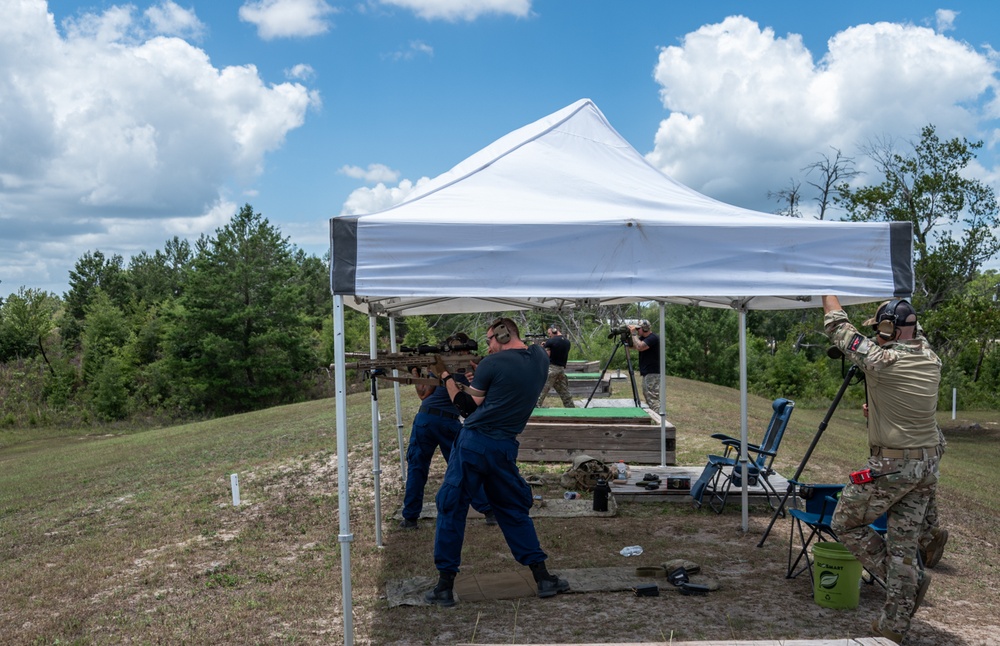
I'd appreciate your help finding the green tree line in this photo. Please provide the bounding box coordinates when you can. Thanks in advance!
[3,123,999,429]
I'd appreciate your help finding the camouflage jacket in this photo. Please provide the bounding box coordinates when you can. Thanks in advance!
[824,308,942,450]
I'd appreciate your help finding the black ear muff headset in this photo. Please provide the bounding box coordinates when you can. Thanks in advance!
[490,318,512,345]
[874,299,905,340]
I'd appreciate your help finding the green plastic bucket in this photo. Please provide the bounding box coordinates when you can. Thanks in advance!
[812,542,862,609]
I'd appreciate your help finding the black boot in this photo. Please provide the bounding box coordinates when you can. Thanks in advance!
[529,561,570,598]
[425,571,457,607]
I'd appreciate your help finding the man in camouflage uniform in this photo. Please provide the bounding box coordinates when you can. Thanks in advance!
[536,326,576,408]
[823,296,942,644]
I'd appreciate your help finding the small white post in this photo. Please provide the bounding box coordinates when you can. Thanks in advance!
[231,473,241,506]
[952,388,957,420]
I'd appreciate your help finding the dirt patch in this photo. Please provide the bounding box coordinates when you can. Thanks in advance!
[365,457,1000,645]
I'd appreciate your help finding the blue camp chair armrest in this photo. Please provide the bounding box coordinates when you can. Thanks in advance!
[710,433,738,442]
[720,439,764,452]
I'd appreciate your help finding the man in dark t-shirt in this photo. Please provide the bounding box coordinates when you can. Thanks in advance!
[425,317,570,606]
[536,326,575,408]
[630,320,660,410]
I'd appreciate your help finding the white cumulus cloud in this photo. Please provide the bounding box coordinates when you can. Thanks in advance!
[340,178,431,215]
[338,164,402,184]
[647,15,1000,215]
[0,0,319,295]
[379,0,532,22]
[145,1,206,40]
[239,0,337,40]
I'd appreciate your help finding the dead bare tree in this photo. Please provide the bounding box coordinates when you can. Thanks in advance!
[803,147,859,220]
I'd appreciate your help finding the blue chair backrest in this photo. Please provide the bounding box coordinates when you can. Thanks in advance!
[800,484,843,516]
[754,398,794,466]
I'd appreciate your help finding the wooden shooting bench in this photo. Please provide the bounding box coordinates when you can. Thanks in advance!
[518,405,675,465]
[543,372,612,399]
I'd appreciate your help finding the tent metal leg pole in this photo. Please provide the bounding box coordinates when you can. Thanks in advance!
[738,307,749,532]
[658,302,667,466]
[332,296,355,646]
[369,315,383,548]
[389,317,406,485]
[624,344,641,407]
[757,364,860,547]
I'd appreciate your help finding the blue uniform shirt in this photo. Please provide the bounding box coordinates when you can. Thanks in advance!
[465,344,548,439]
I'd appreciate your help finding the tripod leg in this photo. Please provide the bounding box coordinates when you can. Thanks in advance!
[624,345,641,407]
[584,341,621,408]
[757,365,859,547]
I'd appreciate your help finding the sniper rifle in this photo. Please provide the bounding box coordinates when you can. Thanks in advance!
[339,348,480,387]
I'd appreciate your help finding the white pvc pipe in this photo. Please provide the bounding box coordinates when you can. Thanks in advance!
[230,473,240,506]
[952,388,957,420]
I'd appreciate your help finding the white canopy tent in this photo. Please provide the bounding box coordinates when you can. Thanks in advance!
[328,99,912,644]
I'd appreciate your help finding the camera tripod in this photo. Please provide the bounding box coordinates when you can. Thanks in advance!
[584,336,641,408]
[757,360,864,547]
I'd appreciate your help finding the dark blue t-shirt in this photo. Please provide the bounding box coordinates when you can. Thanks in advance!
[542,335,571,367]
[465,344,548,439]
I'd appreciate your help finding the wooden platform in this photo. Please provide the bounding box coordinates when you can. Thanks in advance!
[609,465,789,503]
[565,359,600,372]
[543,372,612,398]
[518,405,675,464]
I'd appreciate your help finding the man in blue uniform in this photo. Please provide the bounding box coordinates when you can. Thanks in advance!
[399,337,495,530]
[425,317,570,606]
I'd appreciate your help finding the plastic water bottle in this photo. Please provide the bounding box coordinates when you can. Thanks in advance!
[564,491,580,500]
[615,460,628,481]
[620,545,643,557]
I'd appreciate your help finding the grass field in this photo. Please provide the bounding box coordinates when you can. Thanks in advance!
[1,377,997,644]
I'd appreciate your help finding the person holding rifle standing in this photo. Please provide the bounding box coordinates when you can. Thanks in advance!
[424,317,569,607]
[399,334,495,531]
[823,296,941,644]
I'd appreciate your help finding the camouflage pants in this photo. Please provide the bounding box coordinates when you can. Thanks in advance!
[831,453,939,636]
[642,373,661,411]
[537,365,575,408]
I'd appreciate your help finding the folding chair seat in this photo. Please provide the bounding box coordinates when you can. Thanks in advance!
[788,487,895,588]
[690,397,795,514]
[786,482,843,582]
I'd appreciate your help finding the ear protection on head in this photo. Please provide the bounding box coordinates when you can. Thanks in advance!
[490,318,512,344]
[875,299,903,340]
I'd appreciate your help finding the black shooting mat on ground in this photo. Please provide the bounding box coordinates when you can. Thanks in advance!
[385,562,718,607]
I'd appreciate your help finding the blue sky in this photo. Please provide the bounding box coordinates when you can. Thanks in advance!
[2,0,999,298]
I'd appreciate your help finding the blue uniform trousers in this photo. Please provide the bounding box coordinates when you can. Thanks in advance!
[434,428,546,573]
[402,411,491,521]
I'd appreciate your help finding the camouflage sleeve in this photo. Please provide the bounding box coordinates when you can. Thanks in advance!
[824,308,897,371]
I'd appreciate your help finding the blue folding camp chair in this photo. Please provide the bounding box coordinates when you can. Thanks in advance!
[690,398,795,514]
[787,484,895,588]
[786,482,844,582]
